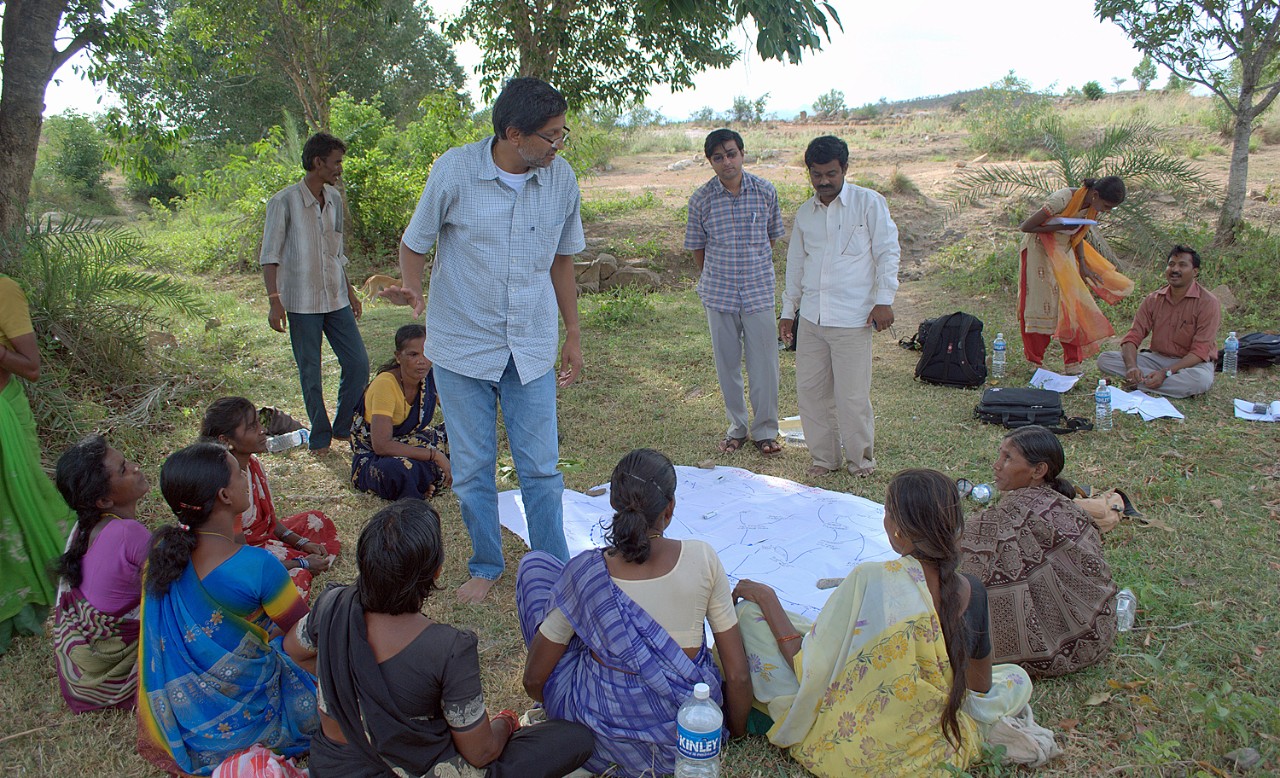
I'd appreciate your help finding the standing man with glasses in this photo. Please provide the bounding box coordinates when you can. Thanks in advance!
[684,129,785,457]
[382,77,583,604]
[261,132,370,455]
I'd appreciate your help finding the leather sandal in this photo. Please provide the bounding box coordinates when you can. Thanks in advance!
[717,436,747,453]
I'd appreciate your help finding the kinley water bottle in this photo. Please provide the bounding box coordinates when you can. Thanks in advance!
[1095,379,1113,432]
[675,682,722,778]
[1115,588,1137,632]
[266,428,310,453]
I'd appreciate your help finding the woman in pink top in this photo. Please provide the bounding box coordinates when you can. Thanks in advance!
[53,435,152,712]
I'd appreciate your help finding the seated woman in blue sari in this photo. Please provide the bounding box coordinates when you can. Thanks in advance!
[350,324,451,500]
[137,442,318,776]
[516,448,752,778]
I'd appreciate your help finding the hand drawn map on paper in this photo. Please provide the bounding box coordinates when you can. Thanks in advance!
[498,465,896,620]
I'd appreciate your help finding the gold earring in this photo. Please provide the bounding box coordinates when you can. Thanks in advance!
[894,531,901,539]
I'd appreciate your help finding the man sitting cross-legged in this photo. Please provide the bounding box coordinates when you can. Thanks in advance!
[1096,244,1220,398]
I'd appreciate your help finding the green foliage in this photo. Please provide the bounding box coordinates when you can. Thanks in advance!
[1133,55,1158,90]
[1172,222,1280,329]
[334,93,481,257]
[559,112,629,175]
[123,142,183,205]
[40,112,110,199]
[1188,682,1279,743]
[889,168,919,195]
[729,94,770,124]
[962,71,1052,155]
[449,0,838,108]
[689,106,719,124]
[932,238,1020,297]
[581,191,660,222]
[1083,80,1106,100]
[948,118,1211,261]
[581,286,655,330]
[1164,74,1192,92]
[0,216,207,435]
[812,89,847,119]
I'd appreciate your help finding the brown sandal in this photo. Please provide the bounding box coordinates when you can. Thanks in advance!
[753,438,783,456]
[717,436,747,453]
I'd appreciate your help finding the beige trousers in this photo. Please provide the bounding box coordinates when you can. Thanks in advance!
[796,320,875,471]
[1096,350,1215,398]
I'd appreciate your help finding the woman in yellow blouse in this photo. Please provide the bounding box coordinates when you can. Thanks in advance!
[0,275,72,654]
[350,324,451,499]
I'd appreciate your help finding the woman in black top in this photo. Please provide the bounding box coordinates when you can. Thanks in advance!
[285,499,592,777]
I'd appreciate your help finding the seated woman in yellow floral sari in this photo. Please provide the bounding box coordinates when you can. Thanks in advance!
[734,469,1034,777]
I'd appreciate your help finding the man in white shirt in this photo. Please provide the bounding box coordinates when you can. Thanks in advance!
[780,136,900,477]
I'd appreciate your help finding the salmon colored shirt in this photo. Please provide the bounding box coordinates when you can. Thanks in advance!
[1119,281,1221,362]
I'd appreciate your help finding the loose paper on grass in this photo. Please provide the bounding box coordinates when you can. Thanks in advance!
[499,465,895,620]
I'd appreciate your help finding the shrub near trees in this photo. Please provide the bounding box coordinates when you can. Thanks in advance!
[962,71,1052,155]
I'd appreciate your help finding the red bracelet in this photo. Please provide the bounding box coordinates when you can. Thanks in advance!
[495,709,521,733]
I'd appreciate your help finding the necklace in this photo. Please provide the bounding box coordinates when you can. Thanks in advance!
[648,533,663,539]
[197,530,236,543]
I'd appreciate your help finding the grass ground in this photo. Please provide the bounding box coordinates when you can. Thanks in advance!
[6,96,1280,776]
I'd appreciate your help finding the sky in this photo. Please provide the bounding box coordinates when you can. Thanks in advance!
[41,0,1158,121]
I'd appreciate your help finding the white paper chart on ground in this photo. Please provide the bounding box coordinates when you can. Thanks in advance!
[498,465,895,620]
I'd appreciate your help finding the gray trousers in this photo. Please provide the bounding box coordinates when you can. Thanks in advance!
[706,307,779,441]
[1096,350,1215,398]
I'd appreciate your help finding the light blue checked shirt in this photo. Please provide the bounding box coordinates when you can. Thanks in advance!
[403,137,586,384]
[684,171,784,314]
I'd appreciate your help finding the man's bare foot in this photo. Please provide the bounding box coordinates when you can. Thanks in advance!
[806,465,834,478]
[308,447,331,457]
[456,576,498,604]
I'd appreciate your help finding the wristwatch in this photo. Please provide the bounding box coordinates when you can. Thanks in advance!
[1165,369,1175,378]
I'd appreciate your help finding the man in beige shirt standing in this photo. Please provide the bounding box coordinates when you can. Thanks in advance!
[781,136,900,477]
[260,132,369,454]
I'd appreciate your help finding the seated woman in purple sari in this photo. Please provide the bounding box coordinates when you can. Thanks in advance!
[52,435,152,712]
[350,324,451,500]
[516,448,752,778]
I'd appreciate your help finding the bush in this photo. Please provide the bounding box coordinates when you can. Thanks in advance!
[728,94,769,125]
[41,112,109,198]
[1082,81,1106,101]
[962,72,1052,156]
[812,89,847,120]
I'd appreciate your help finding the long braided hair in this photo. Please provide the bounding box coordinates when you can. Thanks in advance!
[54,435,113,588]
[884,468,970,749]
[603,449,677,564]
[147,442,233,596]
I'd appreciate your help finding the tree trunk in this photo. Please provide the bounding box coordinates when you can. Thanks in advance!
[1215,90,1256,247]
[0,0,68,243]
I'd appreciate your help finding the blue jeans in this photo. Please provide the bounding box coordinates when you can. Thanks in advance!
[434,357,569,580]
[286,307,369,450]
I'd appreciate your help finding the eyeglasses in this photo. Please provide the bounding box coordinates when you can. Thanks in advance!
[531,127,571,148]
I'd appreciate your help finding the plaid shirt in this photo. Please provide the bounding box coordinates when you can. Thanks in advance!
[259,181,350,314]
[403,137,585,384]
[684,171,784,314]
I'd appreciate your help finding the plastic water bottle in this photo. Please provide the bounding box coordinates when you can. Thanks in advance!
[675,682,722,778]
[1094,379,1112,432]
[1223,331,1239,377]
[991,332,1006,380]
[969,483,994,504]
[1115,588,1137,632]
[265,428,309,453]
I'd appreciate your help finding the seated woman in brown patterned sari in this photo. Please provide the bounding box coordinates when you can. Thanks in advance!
[960,425,1118,677]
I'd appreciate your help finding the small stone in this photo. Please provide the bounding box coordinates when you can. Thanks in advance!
[595,253,618,280]
[1211,284,1238,312]
[604,266,661,290]
[667,159,695,171]
[585,486,607,497]
[1223,747,1261,771]
[696,459,716,469]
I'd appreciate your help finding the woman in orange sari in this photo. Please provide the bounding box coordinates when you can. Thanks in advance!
[1018,177,1133,374]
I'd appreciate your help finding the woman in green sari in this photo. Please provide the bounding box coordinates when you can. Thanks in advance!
[0,275,72,654]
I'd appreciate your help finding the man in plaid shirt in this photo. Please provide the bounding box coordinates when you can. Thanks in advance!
[684,129,785,455]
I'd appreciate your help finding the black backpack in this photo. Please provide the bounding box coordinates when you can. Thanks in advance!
[914,312,988,387]
[1216,332,1280,370]
[973,387,1093,433]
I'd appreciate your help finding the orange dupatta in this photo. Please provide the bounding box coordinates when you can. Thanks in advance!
[1037,186,1134,357]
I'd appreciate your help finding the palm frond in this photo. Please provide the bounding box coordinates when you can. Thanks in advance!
[946,165,1061,214]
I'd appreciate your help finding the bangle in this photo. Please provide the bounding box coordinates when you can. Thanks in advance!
[494,709,520,733]
[776,633,803,644]
[295,536,309,550]
[297,557,310,570]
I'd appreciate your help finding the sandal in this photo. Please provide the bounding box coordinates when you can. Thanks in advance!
[753,438,783,456]
[717,436,747,453]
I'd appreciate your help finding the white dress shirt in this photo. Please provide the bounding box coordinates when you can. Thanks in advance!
[259,181,350,314]
[781,182,900,328]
